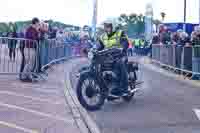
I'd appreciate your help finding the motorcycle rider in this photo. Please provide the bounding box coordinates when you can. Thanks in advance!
[97,19,129,97]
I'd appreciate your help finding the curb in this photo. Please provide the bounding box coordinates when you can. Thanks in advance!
[141,57,200,88]
[63,58,101,133]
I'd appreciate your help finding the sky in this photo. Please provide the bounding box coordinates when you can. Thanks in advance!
[0,0,199,26]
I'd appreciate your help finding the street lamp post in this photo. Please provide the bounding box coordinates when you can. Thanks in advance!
[199,0,200,25]
[183,0,186,32]
[92,0,98,40]
[145,3,153,41]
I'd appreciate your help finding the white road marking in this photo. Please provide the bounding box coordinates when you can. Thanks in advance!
[193,109,200,120]
[0,91,62,104]
[33,88,60,94]
[0,102,73,124]
[0,121,39,133]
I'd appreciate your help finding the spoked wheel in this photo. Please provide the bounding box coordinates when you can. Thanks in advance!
[76,74,106,111]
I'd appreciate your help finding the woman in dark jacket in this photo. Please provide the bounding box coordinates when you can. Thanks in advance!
[8,32,17,61]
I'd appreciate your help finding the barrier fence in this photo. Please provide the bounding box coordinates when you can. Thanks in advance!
[0,37,86,79]
[152,44,200,79]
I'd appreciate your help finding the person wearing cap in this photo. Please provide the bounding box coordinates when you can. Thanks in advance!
[8,23,17,61]
[20,17,40,82]
[97,18,129,97]
[127,39,133,56]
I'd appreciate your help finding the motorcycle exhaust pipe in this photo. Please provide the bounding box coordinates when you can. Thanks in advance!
[130,88,140,93]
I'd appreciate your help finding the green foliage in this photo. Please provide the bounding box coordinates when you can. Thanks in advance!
[0,23,9,33]
[153,19,161,32]
[160,12,166,21]
[118,13,163,37]
[118,13,145,36]
[0,20,80,33]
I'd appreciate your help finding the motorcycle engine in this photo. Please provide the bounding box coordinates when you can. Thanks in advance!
[103,71,119,88]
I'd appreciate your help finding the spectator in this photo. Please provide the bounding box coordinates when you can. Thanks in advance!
[56,30,64,42]
[20,17,40,82]
[80,34,92,56]
[159,30,171,44]
[151,34,160,44]
[139,39,145,48]
[171,32,179,44]
[127,39,133,56]
[19,29,26,78]
[49,27,57,39]
[8,32,17,61]
[191,26,200,46]
[178,31,190,46]
[37,21,49,72]
[39,21,49,40]
[191,31,200,46]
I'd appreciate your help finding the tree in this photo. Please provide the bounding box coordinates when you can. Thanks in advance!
[0,20,80,33]
[160,12,166,21]
[129,13,137,23]
[119,14,129,24]
[118,13,138,25]
[0,23,9,33]
[136,14,145,35]
[153,19,161,32]
[118,13,145,36]
[8,22,18,32]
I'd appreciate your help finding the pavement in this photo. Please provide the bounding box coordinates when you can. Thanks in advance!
[0,60,99,133]
[69,57,200,133]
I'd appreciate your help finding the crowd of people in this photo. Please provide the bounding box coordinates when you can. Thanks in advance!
[151,24,200,46]
[0,17,92,82]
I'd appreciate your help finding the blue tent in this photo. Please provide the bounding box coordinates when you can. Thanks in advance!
[164,23,198,35]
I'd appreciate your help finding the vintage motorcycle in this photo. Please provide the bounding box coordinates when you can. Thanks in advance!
[76,48,142,111]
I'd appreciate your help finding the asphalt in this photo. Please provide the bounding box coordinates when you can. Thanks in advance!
[69,57,200,133]
[0,64,82,133]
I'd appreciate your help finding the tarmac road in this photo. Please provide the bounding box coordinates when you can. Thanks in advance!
[69,57,200,133]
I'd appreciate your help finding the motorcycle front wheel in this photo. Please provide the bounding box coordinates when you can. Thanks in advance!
[76,74,106,111]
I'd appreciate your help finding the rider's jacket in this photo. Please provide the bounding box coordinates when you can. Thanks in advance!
[98,30,129,51]
[100,30,122,48]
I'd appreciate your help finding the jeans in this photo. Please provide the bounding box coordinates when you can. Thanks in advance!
[127,48,133,56]
[20,48,37,80]
[112,56,128,94]
[20,47,25,75]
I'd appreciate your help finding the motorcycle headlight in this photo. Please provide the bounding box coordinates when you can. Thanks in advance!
[88,51,94,60]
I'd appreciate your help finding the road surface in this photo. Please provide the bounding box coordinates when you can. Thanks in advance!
[0,64,81,133]
[69,57,200,133]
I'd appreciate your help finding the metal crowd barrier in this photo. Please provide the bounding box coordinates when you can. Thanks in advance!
[152,44,200,80]
[0,37,39,75]
[39,39,73,67]
[192,45,200,79]
[38,39,88,71]
[152,44,160,61]
[0,37,86,78]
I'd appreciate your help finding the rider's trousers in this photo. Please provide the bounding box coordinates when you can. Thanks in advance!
[113,56,128,92]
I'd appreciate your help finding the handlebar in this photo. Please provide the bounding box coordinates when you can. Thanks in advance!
[95,47,122,55]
